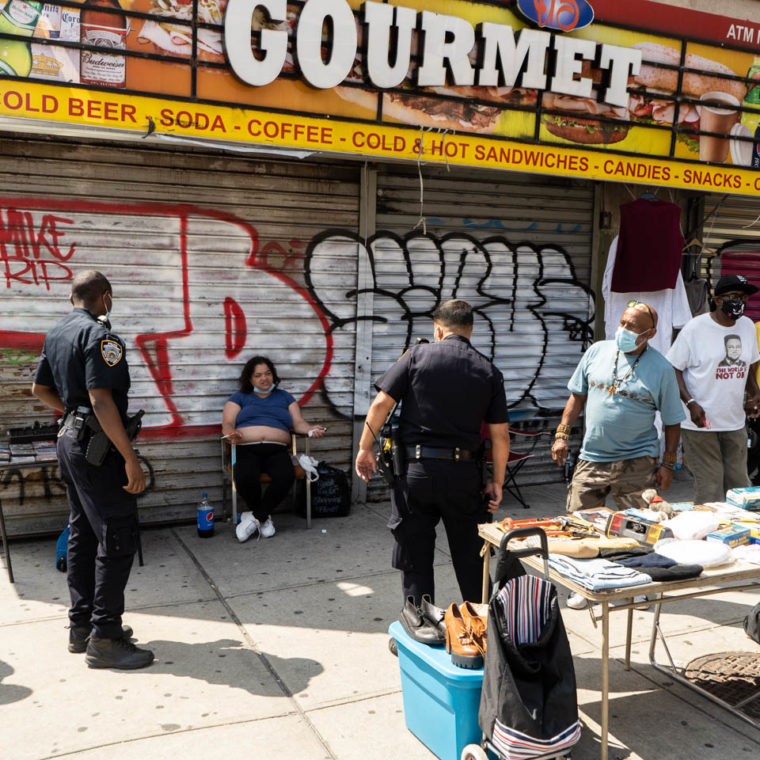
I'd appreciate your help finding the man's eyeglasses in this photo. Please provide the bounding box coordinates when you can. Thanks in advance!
[626,300,656,328]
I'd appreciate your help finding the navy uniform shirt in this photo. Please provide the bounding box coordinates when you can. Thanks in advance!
[375,335,509,451]
[34,308,130,422]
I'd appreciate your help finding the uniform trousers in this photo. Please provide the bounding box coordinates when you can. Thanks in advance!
[56,429,138,640]
[233,442,295,522]
[389,458,487,605]
[681,427,749,504]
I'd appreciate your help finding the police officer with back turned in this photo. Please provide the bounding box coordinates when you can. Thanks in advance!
[32,270,154,670]
[355,299,510,617]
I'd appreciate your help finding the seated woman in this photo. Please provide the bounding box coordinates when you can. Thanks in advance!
[222,355,326,541]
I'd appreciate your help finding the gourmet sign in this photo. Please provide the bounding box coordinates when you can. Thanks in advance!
[224,0,640,109]
[0,0,758,194]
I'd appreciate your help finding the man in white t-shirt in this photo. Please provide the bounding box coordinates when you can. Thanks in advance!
[667,274,760,504]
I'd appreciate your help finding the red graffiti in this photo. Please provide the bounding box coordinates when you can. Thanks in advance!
[0,196,333,440]
[0,209,76,290]
[224,296,247,359]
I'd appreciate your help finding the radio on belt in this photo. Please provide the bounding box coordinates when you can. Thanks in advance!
[605,513,673,545]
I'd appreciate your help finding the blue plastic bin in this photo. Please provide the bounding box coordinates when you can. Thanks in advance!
[389,620,483,760]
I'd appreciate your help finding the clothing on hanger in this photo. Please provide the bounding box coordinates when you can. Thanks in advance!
[611,198,684,292]
[603,237,692,355]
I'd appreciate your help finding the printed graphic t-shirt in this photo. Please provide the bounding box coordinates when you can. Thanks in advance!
[667,313,760,432]
[568,340,684,462]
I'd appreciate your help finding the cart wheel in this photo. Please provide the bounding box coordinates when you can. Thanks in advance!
[460,744,487,760]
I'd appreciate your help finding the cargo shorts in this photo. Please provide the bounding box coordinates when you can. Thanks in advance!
[566,456,658,513]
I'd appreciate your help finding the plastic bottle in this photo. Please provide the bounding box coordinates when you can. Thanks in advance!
[197,492,214,538]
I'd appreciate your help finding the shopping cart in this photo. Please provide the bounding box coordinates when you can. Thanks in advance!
[461,527,581,760]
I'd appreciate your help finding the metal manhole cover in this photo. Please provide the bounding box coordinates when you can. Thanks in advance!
[684,652,760,721]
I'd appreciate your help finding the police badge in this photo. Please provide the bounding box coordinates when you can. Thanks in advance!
[100,339,123,366]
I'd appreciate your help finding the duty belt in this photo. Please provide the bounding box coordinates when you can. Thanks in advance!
[405,445,475,462]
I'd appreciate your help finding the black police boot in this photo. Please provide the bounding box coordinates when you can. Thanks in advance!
[68,624,134,653]
[85,636,154,669]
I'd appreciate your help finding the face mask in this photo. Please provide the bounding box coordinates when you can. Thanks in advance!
[616,326,645,353]
[721,299,745,320]
[102,293,112,321]
[254,383,275,394]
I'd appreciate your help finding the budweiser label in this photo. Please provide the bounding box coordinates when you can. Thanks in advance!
[81,24,126,86]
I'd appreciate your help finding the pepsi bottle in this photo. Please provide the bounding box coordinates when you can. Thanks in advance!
[197,492,214,538]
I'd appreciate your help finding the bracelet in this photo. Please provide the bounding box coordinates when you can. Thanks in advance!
[685,398,696,406]
[556,423,571,436]
[662,450,678,465]
[554,433,569,441]
[659,462,674,470]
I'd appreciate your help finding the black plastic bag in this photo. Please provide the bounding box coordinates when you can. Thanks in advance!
[296,461,351,518]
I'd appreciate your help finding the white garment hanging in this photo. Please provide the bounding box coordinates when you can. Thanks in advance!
[603,236,692,355]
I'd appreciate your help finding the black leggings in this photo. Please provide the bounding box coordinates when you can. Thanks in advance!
[234,443,295,521]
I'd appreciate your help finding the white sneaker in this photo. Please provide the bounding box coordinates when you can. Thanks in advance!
[260,517,276,538]
[236,512,260,543]
[567,592,588,610]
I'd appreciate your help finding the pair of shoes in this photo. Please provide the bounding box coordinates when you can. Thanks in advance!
[399,597,446,646]
[236,511,261,543]
[420,594,446,639]
[85,636,154,670]
[259,517,276,539]
[445,601,488,669]
[567,592,588,610]
[68,624,134,654]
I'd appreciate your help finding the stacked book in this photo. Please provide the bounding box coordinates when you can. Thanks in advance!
[33,440,57,462]
[9,443,36,463]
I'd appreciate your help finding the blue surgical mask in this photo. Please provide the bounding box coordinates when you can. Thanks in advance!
[254,384,275,395]
[102,293,112,321]
[615,326,645,353]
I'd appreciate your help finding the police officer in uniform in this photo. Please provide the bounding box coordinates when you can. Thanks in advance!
[32,271,154,670]
[355,300,510,609]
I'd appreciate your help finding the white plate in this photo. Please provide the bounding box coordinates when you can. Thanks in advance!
[730,122,753,166]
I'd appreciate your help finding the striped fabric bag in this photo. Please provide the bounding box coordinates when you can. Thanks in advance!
[478,574,581,759]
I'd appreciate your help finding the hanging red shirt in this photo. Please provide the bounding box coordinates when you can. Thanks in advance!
[611,198,684,292]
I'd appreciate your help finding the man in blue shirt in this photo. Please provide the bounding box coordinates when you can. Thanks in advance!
[551,302,685,513]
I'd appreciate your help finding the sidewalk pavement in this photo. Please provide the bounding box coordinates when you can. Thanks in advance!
[1,471,758,760]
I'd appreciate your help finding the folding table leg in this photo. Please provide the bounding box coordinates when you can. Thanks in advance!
[0,498,13,583]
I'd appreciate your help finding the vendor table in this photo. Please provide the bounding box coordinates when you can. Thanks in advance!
[0,458,59,583]
[478,522,760,760]
[0,457,144,584]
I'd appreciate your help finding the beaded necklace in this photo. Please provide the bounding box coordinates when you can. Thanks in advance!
[609,348,646,396]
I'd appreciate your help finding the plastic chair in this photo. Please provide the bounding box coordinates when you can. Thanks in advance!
[221,435,314,528]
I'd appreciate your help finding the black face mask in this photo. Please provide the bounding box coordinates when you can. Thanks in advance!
[721,299,745,320]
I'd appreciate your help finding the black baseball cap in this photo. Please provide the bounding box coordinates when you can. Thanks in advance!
[714,274,759,297]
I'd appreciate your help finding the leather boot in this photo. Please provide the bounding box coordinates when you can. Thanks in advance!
[445,604,483,669]
[86,636,154,670]
[399,597,445,646]
[69,624,134,653]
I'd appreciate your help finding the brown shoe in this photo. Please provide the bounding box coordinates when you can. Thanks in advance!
[460,601,488,655]
[444,603,483,669]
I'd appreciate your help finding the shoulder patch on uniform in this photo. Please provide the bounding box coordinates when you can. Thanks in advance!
[100,339,123,367]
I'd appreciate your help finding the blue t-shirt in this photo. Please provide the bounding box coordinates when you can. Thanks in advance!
[568,340,685,462]
[228,388,296,432]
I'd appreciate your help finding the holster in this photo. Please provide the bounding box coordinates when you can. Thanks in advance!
[84,409,145,467]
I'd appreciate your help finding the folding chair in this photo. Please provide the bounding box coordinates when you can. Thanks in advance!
[221,435,314,528]
[479,423,547,509]
[503,428,546,509]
